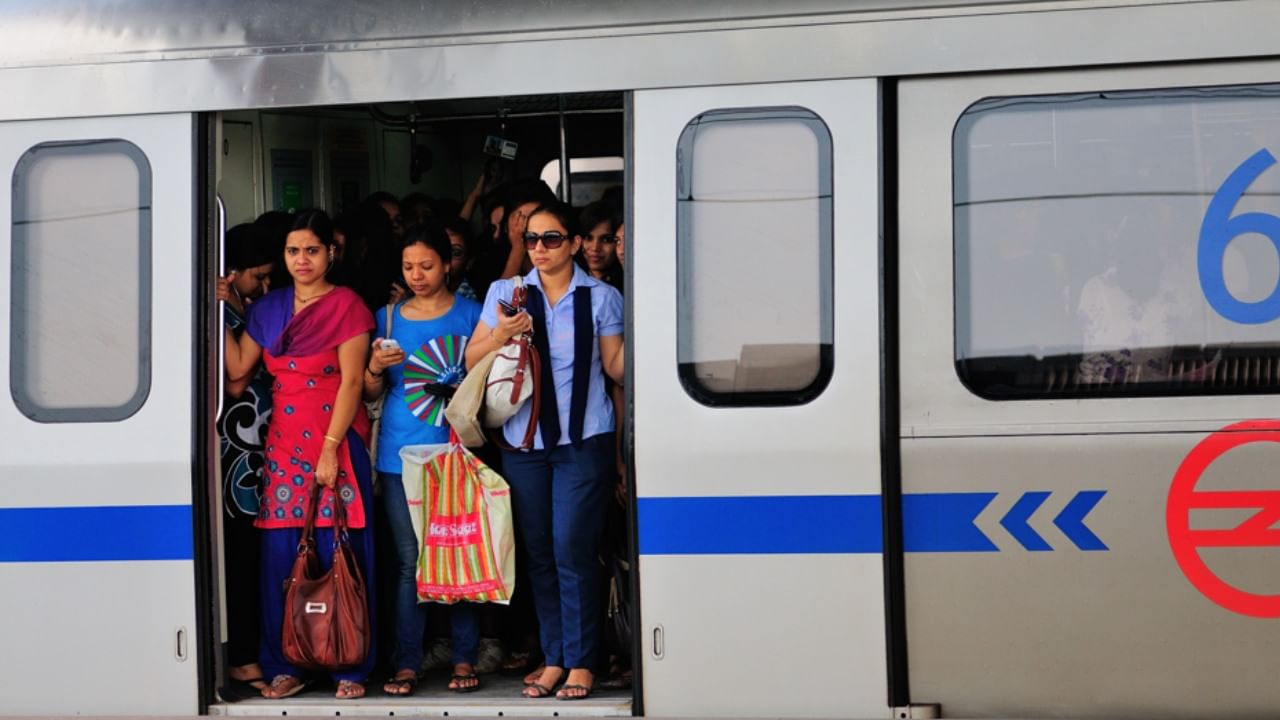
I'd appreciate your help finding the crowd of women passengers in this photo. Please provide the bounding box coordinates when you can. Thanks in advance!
[217,173,629,701]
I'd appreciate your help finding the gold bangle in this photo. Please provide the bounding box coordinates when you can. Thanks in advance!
[324,434,342,445]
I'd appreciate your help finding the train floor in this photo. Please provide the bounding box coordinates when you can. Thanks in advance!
[211,671,632,716]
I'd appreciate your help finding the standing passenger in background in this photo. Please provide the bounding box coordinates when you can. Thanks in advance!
[465,202,625,701]
[470,180,556,298]
[443,215,479,301]
[218,222,276,694]
[578,201,623,291]
[365,221,485,696]
[222,209,379,701]
[368,190,405,242]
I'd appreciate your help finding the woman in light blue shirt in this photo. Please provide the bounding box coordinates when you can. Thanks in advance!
[465,201,625,700]
[364,221,484,696]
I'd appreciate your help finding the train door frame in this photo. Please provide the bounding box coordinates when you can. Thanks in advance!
[201,97,639,715]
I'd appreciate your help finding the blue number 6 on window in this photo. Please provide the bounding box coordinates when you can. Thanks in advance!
[1199,148,1280,325]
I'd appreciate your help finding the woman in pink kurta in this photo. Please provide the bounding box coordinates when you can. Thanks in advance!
[223,209,377,700]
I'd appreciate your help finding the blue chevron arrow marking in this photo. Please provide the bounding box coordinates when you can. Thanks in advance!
[1000,491,1053,551]
[1053,490,1108,551]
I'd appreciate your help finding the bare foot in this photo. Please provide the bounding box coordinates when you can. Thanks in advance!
[522,663,546,686]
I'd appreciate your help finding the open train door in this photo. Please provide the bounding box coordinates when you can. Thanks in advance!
[630,80,886,717]
[0,114,199,714]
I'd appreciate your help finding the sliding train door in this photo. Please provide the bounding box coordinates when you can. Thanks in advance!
[631,80,885,717]
[898,61,1280,717]
[0,114,198,714]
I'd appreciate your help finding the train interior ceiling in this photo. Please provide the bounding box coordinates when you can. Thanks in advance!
[218,91,624,228]
[210,91,630,713]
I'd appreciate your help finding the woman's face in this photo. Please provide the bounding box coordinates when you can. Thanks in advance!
[615,223,626,266]
[582,221,617,274]
[506,201,539,244]
[233,262,272,300]
[488,206,504,244]
[525,212,582,276]
[284,229,330,285]
[402,242,448,298]
[446,229,467,278]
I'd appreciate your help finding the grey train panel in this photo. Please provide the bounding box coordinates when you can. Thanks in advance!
[0,1,1272,120]
[903,432,1280,718]
[0,0,1160,69]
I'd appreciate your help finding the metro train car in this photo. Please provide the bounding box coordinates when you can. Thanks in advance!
[2,0,1280,717]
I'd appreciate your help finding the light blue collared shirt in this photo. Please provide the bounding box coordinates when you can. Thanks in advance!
[479,266,624,449]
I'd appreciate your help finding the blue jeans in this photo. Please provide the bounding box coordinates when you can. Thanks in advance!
[380,471,479,671]
[502,433,614,669]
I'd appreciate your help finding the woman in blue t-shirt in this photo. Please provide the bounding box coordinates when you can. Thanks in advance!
[363,221,484,696]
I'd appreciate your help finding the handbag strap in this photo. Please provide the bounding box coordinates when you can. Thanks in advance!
[298,475,351,552]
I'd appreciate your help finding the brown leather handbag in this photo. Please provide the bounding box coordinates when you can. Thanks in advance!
[281,483,370,670]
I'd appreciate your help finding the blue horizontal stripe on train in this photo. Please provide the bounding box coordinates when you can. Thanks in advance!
[0,505,193,562]
[638,495,884,554]
[638,493,1004,555]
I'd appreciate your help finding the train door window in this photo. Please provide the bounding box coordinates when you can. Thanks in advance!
[955,83,1280,399]
[10,139,151,421]
[675,106,833,406]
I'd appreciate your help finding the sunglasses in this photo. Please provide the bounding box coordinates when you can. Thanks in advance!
[523,231,571,250]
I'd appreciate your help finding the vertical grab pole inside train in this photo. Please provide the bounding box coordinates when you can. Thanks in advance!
[214,195,227,419]
[558,94,572,203]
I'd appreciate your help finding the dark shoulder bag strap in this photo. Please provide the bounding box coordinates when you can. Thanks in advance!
[568,285,593,446]
[525,285,562,449]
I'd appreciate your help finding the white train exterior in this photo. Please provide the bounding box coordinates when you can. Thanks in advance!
[2,1,1280,717]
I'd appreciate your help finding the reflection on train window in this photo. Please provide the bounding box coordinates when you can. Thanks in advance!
[676,106,833,406]
[11,139,152,421]
[955,84,1280,399]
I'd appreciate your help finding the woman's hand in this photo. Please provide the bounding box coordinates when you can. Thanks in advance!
[368,338,406,375]
[216,272,236,302]
[493,310,532,345]
[315,444,339,488]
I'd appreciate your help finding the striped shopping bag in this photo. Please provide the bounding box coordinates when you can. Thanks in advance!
[410,442,515,604]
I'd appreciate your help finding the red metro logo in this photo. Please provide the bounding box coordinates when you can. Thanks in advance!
[1168,419,1280,618]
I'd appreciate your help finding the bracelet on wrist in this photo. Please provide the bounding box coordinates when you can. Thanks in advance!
[324,434,342,445]
[366,367,383,378]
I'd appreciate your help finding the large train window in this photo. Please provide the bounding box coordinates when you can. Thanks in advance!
[676,106,833,406]
[10,139,152,421]
[954,84,1280,400]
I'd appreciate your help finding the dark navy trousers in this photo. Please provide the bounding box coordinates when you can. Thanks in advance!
[502,433,614,669]
[259,432,377,683]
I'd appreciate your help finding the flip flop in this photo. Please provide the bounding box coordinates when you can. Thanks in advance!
[383,672,418,696]
[262,675,308,699]
[336,679,366,700]
[449,672,481,693]
[557,683,593,701]
[523,682,555,698]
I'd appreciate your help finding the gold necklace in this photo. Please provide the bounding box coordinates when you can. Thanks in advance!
[295,286,333,304]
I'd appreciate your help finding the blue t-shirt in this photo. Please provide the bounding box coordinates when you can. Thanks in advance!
[373,296,482,473]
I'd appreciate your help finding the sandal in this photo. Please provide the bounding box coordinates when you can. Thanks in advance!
[336,679,366,700]
[383,671,418,696]
[262,675,308,699]
[522,666,563,698]
[557,683,593,701]
[449,672,481,693]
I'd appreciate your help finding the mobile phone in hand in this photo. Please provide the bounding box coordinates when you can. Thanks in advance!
[498,299,517,317]
[379,338,401,351]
